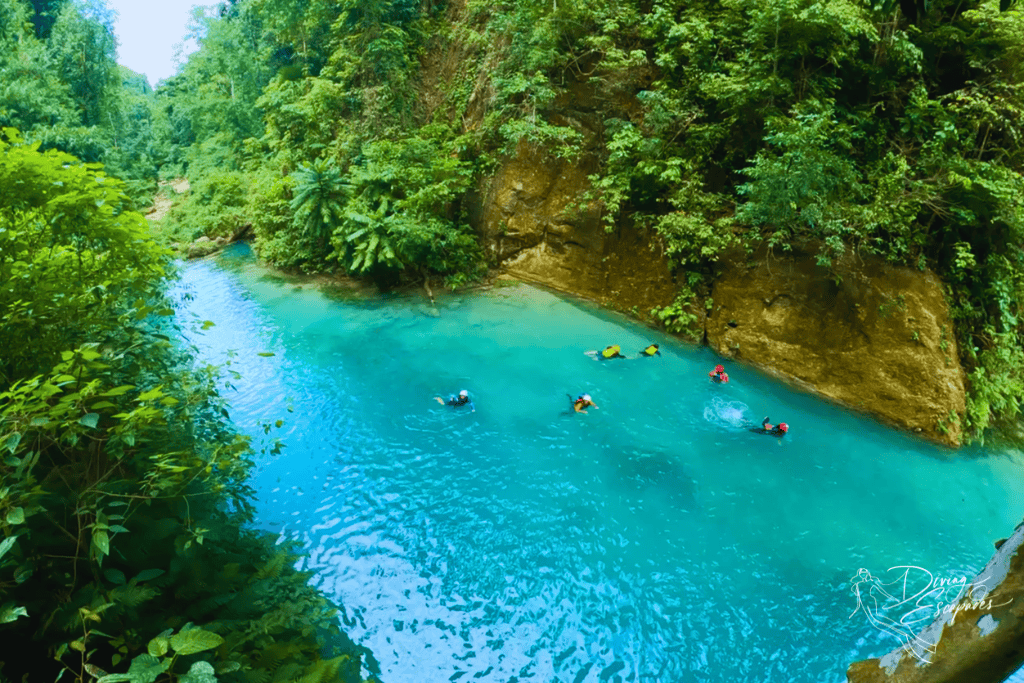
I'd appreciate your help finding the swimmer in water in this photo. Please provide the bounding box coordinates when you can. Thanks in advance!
[640,344,661,357]
[599,345,626,360]
[752,416,788,436]
[434,389,475,412]
[709,364,729,383]
[572,393,599,413]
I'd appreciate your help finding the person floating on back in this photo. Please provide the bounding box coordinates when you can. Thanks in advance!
[709,364,729,383]
[640,344,661,357]
[752,416,788,436]
[572,393,599,413]
[600,345,626,360]
[435,389,475,412]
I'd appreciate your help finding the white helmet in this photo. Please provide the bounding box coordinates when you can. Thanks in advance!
[582,394,591,401]
[459,390,469,397]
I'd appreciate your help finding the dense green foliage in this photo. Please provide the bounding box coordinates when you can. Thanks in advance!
[0,128,369,681]
[155,0,1023,441]
[0,0,167,207]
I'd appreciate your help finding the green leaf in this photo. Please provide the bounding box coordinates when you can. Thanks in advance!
[79,413,100,429]
[6,508,25,525]
[134,568,165,582]
[201,320,216,330]
[257,352,275,357]
[103,569,126,585]
[100,385,135,397]
[14,565,33,583]
[0,602,28,624]
[4,432,21,454]
[137,387,164,401]
[84,664,107,679]
[179,661,216,683]
[170,628,224,655]
[92,529,109,556]
[0,535,18,560]
[146,635,169,657]
[122,654,168,683]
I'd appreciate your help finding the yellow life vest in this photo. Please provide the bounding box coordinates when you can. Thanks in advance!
[602,345,621,358]
[644,345,658,356]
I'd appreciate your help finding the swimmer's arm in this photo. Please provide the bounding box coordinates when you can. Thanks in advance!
[434,396,445,405]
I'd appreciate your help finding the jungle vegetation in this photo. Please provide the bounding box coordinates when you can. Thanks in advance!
[0,0,164,207]
[0,1,372,681]
[0,125,370,682]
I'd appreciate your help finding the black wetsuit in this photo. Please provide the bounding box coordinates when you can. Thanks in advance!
[445,395,474,410]
[751,417,786,435]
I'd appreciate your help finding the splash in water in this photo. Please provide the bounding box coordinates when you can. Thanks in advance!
[703,397,750,429]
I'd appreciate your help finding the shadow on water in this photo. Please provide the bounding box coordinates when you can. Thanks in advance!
[614,449,698,512]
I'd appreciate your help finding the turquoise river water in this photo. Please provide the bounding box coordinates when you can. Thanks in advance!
[173,244,1024,683]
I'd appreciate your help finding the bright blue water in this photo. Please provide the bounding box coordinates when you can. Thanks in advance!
[173,244,1024,683]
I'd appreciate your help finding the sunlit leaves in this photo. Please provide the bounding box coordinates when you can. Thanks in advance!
[0,134,166,383]
[736,99,862,250]
[0,603,28,624]
[169,627,224,655]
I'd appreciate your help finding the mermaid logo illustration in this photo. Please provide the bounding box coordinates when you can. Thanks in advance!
[849,567,940,662]
[850,565,1013,663]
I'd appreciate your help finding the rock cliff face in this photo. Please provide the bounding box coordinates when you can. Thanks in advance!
[468,144,967,446]
[471,141,679,319]
[707,248,966,446]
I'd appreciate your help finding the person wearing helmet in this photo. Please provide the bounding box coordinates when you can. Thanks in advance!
[434,389,475,412]
[573,393,599,413]
[709,364,729,383]
[753,416,789,436]
[600,345,626,360]
[640,344,661,357]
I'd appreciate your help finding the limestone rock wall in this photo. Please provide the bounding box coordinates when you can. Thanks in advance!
[471,141,678,319]
[706,249,966,446]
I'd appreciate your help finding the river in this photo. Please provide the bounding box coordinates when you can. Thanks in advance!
[172,243,1024,682]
